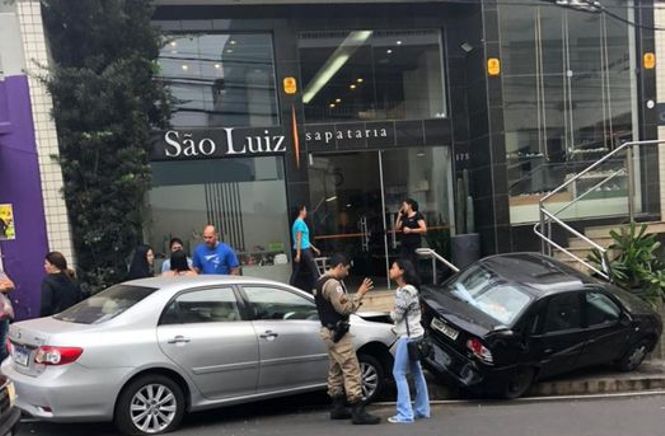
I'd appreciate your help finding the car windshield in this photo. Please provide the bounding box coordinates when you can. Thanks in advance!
[446,265,532,325]
[54,284,157,324]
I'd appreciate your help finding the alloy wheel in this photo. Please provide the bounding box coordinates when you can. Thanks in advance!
[130,383,178,434]
[627,344,648,370]
[360,361,379,400]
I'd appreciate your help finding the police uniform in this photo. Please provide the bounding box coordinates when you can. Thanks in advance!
[315,274,365,402]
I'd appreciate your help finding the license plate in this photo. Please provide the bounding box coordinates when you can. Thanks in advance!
[431,318,459,341]
[13,345,30,367]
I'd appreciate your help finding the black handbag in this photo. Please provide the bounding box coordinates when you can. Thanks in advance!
[405,306,432,361]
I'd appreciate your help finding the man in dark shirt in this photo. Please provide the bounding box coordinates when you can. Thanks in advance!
[394,198,427,272]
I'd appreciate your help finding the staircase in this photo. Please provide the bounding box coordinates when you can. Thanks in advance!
[554,221,665,272]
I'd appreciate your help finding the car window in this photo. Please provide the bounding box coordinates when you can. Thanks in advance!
[161,288,240,325]
[586,291,620,327]
[243,286,318,321]
[54,284,157,324]
[543,293,583,333]
[446,265,532,325]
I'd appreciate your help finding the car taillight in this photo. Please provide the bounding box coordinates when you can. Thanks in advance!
[34,346,83,366]
[466,338,494,364]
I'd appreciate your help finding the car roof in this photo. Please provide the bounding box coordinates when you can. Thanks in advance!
[122,275,297,293]
[476,252,601,297]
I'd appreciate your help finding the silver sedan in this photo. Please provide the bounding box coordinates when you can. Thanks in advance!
[3,275,396,435]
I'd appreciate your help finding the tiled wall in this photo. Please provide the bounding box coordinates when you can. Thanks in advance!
[15,0,74,262]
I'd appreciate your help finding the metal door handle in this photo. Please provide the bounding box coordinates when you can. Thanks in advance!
[167,335,191,344]
[260,330,279,340]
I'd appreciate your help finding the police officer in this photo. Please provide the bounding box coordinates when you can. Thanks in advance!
[314,253,381,425]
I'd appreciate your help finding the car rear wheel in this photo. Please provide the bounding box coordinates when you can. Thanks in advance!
[358,354,385,403]
[617,339,651,372]
[500,367,534,400]
[115,374,186,436]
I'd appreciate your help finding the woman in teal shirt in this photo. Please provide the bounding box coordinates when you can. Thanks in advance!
[289,205,321,292]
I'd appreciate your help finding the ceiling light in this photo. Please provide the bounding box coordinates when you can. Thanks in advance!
[396,40,403,45]
[335,98,341,103]
[326,196,338,202]
[356,78,364,83]
[226,49,233,53]
[230,40,237,45]
[302,30,373,104]
[386,49,393,54]
[169,41,177,47]
[181,64,189,71]
[329,103,336,108]
[350,84,357,90]
[214,63,221,69]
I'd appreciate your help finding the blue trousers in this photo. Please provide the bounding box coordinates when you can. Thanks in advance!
[392,336,431,421]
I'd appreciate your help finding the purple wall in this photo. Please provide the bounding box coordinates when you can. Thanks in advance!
[0,74,50,320]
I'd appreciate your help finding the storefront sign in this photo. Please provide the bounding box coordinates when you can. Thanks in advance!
[152,127,288,161]
[0,204,15,240]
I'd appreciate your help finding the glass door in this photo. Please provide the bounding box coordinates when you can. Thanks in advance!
[308,152,388,289]
[308,146,454,289]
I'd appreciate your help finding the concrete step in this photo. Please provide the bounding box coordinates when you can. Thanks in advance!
[585,221,665,240]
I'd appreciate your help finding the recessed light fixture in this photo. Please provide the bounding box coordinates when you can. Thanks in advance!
[416,152,426,157]
[329,103,336,108]
[386,49,393,54]
[226,49,234,53]
[230,40,237,45]
[356,78,364,83]
[396,40,403,45]
[181,64,189,71]
[169,41,177,47]
[335,98,341,103]
[350,84,357,90]
[214,63,221,69]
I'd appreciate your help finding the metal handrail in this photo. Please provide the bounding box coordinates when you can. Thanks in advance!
[536,139,665,277]
[416,248,460,285]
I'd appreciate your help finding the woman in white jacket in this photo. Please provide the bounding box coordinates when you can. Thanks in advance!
[388,258,431,423]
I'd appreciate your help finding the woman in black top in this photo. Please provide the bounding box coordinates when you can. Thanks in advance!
[41,251,83,317]
[395,198,427,272]
[127,244,155,280]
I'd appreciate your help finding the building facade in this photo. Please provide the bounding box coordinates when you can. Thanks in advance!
[147,0,659,288]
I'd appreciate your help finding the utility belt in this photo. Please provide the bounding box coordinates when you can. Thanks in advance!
[325,318,350,343]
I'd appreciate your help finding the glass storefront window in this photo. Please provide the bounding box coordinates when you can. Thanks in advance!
[499,1,636,224]
[298,30,446,123]
[158,33,279,128]
[146,157,291,282]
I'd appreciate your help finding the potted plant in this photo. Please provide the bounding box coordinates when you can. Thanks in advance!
[451,169,480,269]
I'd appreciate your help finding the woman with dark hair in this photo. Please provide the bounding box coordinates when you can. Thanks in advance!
[289,204,321,292]
[162,250,197,277]
[40,251,84,317]
[127,244,155,280]
[387,258,430,424]
[394,198,427,273]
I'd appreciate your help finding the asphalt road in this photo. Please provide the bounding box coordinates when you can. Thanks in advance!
[17,392,665,436]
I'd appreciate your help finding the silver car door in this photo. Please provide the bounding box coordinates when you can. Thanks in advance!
[157,286,259,400]
[241,286,328,392]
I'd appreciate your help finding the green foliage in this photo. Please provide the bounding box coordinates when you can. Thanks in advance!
[589,223,664,307]
[42,0,170,292]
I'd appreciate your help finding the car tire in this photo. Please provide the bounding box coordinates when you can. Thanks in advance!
[499,367,534,400]
[114,374,186,436]
[616,339,651,372]
[358,353,385,403]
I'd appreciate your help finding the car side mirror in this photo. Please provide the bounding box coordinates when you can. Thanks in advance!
[619,311,632,327]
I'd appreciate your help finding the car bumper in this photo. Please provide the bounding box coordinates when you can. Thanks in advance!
[1,360,128,422]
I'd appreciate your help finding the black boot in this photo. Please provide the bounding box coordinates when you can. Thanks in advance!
[330,396,352,420]
[351,401,381,425]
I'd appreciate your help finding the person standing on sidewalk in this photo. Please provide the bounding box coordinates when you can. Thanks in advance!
[314,253,381,425]
[160,237,193,273]
[388,258,430,424]
[394,198,427,272]
[290,205,321,292]
[40,251,84,317]
[127,244,155,280]
[192,225,240,275]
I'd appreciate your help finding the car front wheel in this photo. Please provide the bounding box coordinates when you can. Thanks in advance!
[617,339,651,372]
[499,367,534,400]
[115,374,186,436]
[358,354,385,403]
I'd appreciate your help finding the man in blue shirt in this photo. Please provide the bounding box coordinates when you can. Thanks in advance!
[192,225,240,275]
[289,205,321,292]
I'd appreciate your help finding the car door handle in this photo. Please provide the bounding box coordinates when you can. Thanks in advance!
[167,335,191,344]
[260,330,279,340]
